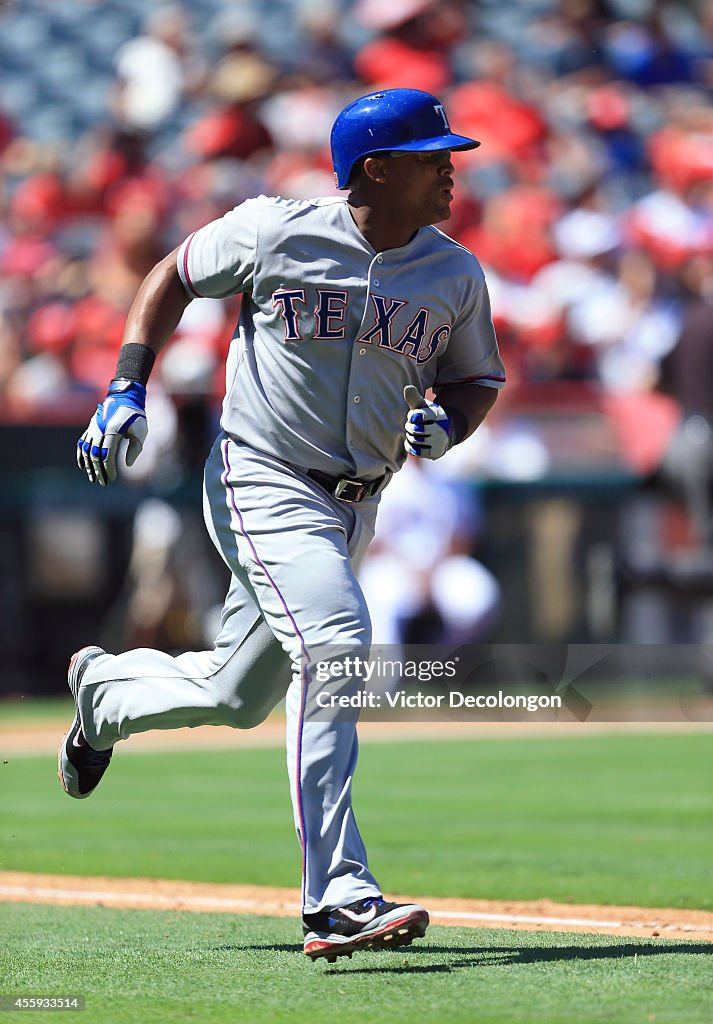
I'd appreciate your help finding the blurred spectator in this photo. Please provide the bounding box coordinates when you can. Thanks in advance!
[448,78,548,176]
[114,4,205,134]
[460,185,560,283]
[583,80,648,179]
[522,0,606,78]
[659,252,713,543]
[566,245,679,393]
[104,496,226,652]
[353,0,467,93]
[89,181,168,308]
[67,126,153,218]
[184,9,275,163]
[293,2,355,83]
[604,6,699,87]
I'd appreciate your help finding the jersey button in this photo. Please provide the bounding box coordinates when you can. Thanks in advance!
[359,348,367,356]
[373,279,380,286]
[353,395,361,404]
[377,255,383,263]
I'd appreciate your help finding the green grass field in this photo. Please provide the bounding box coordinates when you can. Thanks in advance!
[1,733,711,908]
[1,904,711,1024]
[0,697,75,725]
[1,730,712,1022]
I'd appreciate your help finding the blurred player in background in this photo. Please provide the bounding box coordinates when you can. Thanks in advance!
[359,455,501,666]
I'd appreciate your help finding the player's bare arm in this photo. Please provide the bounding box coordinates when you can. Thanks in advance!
[436,381,499,441]
[122,246,192,356]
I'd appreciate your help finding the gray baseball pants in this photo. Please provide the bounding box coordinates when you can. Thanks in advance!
[77,434,382,914]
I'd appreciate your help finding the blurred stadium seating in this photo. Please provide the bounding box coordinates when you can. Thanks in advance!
[1,0,712,692]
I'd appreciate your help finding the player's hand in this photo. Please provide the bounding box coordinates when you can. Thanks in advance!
[403,385,452,460]
[77,379,148,486]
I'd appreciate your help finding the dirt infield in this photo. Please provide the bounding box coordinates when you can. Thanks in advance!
[3,716,712,757]
[1,871,711,943]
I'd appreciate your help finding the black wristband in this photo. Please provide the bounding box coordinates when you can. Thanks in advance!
[444,406,469,448]
[114,343,156,385]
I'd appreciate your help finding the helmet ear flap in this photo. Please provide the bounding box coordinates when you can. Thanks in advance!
[342,156,364,190]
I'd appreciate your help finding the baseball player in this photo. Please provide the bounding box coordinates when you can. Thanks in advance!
[59,88,505,963]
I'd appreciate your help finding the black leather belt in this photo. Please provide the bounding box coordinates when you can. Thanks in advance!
[306,468,389,503]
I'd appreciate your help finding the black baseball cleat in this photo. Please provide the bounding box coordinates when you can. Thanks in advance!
[58,647,112,799]
[303,897,429,962]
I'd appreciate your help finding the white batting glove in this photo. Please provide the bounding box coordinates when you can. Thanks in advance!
[77,379,148,486]
[403,385,453,460]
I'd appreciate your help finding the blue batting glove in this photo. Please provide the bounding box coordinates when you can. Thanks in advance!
[403,384,452,460]
[77,379,148,486]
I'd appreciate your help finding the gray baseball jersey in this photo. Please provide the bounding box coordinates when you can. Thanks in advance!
[177,195,505,478]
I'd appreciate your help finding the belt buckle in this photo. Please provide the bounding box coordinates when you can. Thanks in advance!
[334,478,367,503]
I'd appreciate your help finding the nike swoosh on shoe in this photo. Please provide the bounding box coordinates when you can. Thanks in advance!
[339,904,378,924]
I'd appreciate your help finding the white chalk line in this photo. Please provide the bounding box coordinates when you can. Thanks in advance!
[428,909,711,932]
[1,884,710,935]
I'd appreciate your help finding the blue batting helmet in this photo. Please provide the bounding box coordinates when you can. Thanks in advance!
[330,88,480,189]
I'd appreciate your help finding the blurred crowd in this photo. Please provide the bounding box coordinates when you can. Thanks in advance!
[1,0,712,665]
[0,0,712,481]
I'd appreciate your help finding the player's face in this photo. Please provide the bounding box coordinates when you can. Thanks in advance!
[386,149,456,225]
